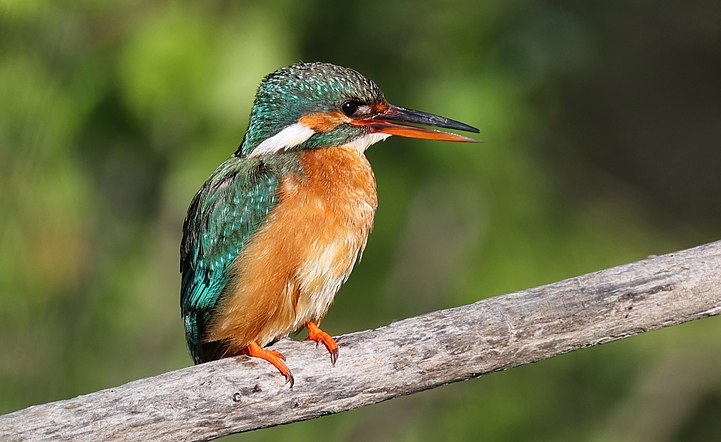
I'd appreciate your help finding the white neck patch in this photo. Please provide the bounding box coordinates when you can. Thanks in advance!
[248,123,391,157]
[248,123,316,157]
[344,133,391,155]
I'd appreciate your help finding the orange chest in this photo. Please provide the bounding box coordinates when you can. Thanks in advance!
[285,146,378,226]
[206,147,380,350]
[272,147,378,325]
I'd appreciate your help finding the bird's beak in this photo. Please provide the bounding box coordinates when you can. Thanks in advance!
[352,104,480,142]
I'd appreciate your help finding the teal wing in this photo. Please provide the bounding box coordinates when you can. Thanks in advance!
[180,156,280,364]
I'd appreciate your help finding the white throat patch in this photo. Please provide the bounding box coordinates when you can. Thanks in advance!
[248,123,316,157]
[345,133,391,154]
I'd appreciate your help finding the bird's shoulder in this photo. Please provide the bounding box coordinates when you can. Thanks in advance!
[180,153,301,313]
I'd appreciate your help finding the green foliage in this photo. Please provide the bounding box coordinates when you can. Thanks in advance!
[1,0,720,440]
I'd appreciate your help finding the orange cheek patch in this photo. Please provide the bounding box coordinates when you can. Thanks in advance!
[298,112,349,133]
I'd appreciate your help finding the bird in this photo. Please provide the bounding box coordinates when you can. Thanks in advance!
[180,62,479,386]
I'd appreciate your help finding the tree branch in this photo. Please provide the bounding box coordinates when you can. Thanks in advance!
[2,241,721,441]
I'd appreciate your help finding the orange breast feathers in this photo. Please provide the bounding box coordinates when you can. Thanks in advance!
[205,146,378,354]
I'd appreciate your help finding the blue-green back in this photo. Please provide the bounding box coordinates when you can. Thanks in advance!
[180,153,296,363]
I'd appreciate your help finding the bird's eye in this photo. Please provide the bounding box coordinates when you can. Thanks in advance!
[341,100,359,117]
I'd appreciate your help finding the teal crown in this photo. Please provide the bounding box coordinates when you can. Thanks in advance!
[238,63,385,156]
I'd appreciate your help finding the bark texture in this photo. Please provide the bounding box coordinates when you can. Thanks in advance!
[2,241,721,441]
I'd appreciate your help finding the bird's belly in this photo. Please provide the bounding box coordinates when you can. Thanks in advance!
[291,229,364,329]
[205,146,377,352]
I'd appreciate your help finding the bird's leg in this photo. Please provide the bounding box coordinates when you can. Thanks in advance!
[305,321,339,365]
[242,341,294,387]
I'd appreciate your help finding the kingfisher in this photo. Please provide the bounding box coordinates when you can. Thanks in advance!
[180,62,479,386]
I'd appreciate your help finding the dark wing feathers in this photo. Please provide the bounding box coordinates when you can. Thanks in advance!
[180,156,280,363]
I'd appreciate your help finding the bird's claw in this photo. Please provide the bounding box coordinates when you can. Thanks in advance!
[243,341,294,387]
[305,321,339,366]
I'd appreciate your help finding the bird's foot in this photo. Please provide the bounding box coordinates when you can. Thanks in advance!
[243,341,294,387]
[305,321,339,365]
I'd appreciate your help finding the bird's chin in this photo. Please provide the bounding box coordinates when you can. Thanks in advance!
[344,133,391,154]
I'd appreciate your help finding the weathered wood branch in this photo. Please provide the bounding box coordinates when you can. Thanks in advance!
[2,241,721,441]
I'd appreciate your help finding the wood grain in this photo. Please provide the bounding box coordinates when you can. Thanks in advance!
[2,241,721,441]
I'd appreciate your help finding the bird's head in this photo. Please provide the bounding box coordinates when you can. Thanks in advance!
[239,62,479,157]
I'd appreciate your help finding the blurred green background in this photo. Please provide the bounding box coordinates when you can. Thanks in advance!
[2,0,720,440]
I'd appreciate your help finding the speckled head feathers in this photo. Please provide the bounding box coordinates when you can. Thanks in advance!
[259,63,384,114]
[239,63,386,156]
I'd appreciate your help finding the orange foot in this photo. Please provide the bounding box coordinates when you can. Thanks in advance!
[243,341,294,387]
[305,321,339,365]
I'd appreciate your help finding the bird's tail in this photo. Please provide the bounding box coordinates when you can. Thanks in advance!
[183,312,227,364]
